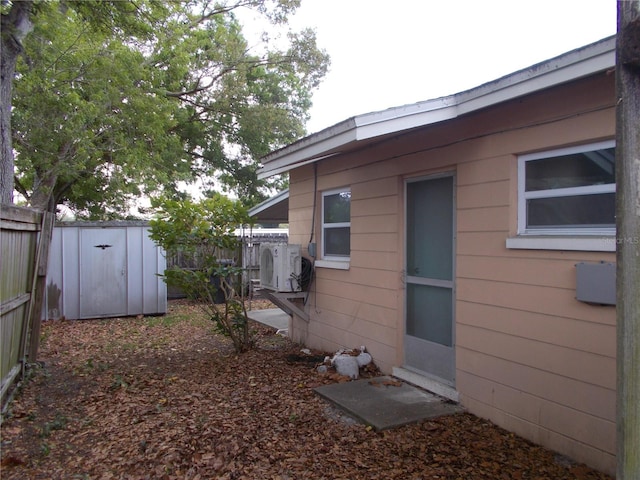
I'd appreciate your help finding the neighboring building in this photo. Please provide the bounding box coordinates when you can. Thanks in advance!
[255,36,617,474]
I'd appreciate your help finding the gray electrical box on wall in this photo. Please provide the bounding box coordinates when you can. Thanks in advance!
[575,262,616,306]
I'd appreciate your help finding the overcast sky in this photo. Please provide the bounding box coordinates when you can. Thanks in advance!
[279,0,617,134]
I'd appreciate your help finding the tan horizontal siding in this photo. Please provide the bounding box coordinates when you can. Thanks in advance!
[457,277,613,325]
[350,250,399,271]
[351,214,397,234]
[457,155,512,185]
[456,350,615,422]
[351,177,399,199]
[286,234,308,249]
[507,108,615,157]
[312,296,397,347]
[351,232,399,253]
[457,180,510,209]
[303,313,397,371]
[458,373,615,474]
[316,265,398,291]
[351,195,397,216]
[311,294,376,328]
[456,301,615,357]
[457,255,580,289]
[457,323,615,390]
[457,206,510,232]
[288,208,313,225]
[344,266,400,291]
[288,191,314,209]
[457,231,511,257]
[457,372,615,453]
[314,292,397,330]
[316,276,397,310]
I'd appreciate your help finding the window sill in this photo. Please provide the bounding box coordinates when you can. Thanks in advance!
[314,259,350,270]
[506,236,615,252]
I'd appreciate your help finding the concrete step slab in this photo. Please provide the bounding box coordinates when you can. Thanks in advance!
[314,376,464,431]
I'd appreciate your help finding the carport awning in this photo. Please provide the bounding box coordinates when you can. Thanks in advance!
[248,189,289,224]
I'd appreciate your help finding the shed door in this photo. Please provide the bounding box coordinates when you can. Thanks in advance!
[79,228,127,318]
[404,174,455,385]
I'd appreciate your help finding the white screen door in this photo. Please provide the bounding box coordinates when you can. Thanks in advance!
[405,174,455,384]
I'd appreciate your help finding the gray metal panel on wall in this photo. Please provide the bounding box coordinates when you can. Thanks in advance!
[44,227,63,320]
[142,227,167,314]
[62,226,81,320]
[576,261,616,305]
[126,226,144,315]
[125,226,167,315]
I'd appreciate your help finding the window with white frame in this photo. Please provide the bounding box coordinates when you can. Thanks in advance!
[322,188,351,260]
[518,140,616,235]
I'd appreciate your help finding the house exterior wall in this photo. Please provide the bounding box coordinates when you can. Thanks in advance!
[287,72,616,474]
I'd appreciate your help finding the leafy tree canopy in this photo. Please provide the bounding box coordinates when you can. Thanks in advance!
[9,0,329,218]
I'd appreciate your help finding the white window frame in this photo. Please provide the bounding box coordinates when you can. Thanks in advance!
[508,140,616,252]
[517,140,616,236]
[320,187,351,263]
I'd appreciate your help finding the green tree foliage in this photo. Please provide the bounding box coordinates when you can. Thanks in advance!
[8,0,329,216]
[1,0,169,205]
[149,195,255,353]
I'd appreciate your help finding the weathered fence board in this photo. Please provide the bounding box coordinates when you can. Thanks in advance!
[1,204,51,416]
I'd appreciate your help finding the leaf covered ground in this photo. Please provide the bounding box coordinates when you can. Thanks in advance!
[1,300,612,480]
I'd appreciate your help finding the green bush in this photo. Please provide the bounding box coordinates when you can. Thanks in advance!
[150,195,255,352]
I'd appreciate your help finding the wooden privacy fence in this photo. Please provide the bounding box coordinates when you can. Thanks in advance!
[1,204,53,415]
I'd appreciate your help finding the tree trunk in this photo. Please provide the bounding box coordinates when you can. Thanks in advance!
[616,1,640,478]
[30,172,59,212]
[0,1,33,204]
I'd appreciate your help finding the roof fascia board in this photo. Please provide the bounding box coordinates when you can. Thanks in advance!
[258,36,615,178]
[353,97,459,140]
[261,119,356,165]
[257,154,337,180]
[248,188,289,217]
[258,124,357,178]
[354,38,615,140]
[455,46,615,116]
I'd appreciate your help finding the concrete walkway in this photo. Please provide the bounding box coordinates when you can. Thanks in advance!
[315,376,464,430]
[247,308,290,334]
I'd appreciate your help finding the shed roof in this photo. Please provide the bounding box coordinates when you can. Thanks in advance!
[257,35,615,180]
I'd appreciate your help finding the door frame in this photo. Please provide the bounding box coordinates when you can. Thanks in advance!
[403,171,457,386]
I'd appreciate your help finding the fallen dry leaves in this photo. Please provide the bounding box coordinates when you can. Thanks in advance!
[1,300,612,480]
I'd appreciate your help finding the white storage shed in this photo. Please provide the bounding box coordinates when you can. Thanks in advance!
[45,221,167,320]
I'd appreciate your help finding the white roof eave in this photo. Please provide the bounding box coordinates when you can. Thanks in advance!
[247,188,290,222]
[256,119,358,179]
[248,188,289,214]
[257,36,615,179]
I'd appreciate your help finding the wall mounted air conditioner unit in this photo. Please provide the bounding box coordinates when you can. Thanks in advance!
[259,243,302,292]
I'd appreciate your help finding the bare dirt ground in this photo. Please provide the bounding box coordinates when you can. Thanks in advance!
[1,300,612,479]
